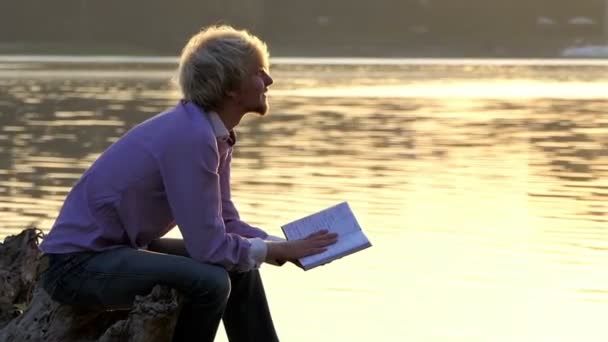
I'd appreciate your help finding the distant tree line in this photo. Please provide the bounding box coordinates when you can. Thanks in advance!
[0,0,605,56]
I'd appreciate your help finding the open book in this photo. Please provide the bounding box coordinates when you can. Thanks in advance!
[281,202,372,270]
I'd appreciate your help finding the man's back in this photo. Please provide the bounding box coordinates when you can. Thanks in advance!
[40,101,218,253]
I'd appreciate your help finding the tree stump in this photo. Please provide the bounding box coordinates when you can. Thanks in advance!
[0,229,182,342]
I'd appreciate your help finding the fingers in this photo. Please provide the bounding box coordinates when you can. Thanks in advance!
[283,230,339,260]
[305,230,338,241]
[315,236,337,248]
[311,247,328,254]
[298,246,327,258]
[302,230,338,251]
[285,239,329,257]
[314,233,338,247]
[305,229,329,238]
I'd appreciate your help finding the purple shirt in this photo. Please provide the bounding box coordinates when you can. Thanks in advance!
[40,101,268,270]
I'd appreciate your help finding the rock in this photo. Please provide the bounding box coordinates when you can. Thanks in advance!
[0,227,42,328]
[0,229,181,342]
[99,286,181,342]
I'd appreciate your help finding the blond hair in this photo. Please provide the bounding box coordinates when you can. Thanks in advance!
[176,25,269,110]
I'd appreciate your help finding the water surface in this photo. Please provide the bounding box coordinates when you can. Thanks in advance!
[1,57,608,342]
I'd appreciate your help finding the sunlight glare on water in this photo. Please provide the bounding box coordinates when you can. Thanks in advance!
[1,58,608,342]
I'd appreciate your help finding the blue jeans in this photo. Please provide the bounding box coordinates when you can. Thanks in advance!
[40,239,279,342]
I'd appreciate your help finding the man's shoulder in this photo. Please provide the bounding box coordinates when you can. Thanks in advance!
[139,101,216,146]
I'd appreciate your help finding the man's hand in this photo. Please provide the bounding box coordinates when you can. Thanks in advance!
[265,230,338,265]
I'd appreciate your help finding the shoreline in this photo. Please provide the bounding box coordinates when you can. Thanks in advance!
[2,55,608,66]
[1,41,607,60]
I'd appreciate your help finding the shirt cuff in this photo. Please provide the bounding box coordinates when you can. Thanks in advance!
[247,237,267,269]
[264,235,287,266]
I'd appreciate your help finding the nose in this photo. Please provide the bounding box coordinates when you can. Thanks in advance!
[263,71,273,87]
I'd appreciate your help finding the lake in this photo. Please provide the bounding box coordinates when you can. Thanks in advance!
[1,57,608,342]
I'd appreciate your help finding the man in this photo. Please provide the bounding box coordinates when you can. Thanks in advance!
[39,25,337,342]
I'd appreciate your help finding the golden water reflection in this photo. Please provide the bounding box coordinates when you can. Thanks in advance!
[1,60,608,342]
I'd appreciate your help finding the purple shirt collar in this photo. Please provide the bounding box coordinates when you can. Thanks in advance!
[183,101,237,146]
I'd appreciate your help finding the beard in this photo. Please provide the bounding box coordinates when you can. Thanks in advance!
[245,95,269,116]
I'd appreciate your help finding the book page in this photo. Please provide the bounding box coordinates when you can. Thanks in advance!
[281,202,371,269]
[282,202,360,239]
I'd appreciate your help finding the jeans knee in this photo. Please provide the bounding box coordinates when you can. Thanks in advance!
[190,266,231,305]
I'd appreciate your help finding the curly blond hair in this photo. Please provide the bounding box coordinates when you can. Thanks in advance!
[177,25,270,110]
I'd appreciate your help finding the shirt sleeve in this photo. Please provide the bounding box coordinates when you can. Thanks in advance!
[158,134,254,272]
[219,148,269,239]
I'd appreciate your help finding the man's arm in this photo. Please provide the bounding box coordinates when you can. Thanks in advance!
[219,148,268,238]
[217,147,338,267]
[159,133,256,272]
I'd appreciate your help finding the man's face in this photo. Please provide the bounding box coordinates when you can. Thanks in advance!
[233,57,273,115]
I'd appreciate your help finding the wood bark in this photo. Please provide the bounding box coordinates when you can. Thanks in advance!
[0,229,181,342]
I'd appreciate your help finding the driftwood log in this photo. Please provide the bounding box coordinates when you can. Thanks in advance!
[0,229,182,342]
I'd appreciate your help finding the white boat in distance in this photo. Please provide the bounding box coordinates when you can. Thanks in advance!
[561,45,608,58]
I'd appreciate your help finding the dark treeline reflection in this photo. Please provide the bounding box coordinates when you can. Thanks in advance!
[0,0,604,57]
